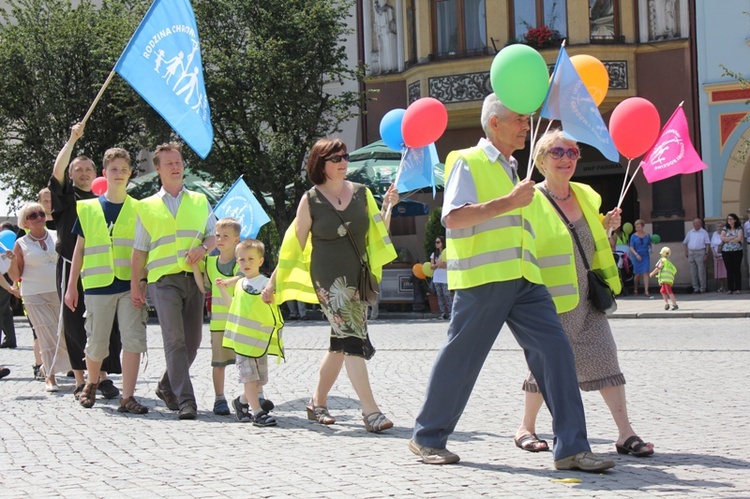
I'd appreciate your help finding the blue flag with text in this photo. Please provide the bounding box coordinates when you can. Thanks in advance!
[397,143,439,198]
[114,0,213,158]
[214,177,271,240]
[540,47,619,162]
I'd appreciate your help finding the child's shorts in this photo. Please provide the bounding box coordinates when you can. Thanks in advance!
[237,354,268,385]
[660,283,673,294]
[211,331,236,367]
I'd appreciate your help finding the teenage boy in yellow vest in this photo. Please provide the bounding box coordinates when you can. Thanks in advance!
[130,142,216,420]
[217,239,283,427]
[203,218,241,415]
[64,148,148,413]
[409,94,614,473]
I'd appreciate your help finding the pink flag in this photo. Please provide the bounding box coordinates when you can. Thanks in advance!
[640,106,707,183]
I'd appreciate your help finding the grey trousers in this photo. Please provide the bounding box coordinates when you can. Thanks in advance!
[150,273,204,409]
[412,278,590,461]
[687,249,707,292]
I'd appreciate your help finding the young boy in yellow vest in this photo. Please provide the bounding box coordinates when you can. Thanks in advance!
[203,218,241,415]
[650,246,678,311]
[217,239,284,427]
[64,148,148,413]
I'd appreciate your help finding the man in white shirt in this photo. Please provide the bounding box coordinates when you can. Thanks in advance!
[682,218,710,293]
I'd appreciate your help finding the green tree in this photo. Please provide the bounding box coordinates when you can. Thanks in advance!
[0,0,171,211]
[194,0,364,232]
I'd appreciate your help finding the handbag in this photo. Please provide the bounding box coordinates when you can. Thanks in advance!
[330,205,380,306]
[540,189,617,316]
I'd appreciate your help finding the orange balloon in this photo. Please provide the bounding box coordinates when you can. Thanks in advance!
[570,54,609,106]
[412,263,426,280]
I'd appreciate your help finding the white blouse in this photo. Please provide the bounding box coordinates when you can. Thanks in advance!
[18,231,58,296]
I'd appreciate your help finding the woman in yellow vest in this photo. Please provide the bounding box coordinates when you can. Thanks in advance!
[514,130,654,457]
[261,138,399,433]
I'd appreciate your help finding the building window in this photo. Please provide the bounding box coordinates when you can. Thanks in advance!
[639,0,686,42]
[510,0,567,41]
[431,0,487,58]
[589,0,620,41]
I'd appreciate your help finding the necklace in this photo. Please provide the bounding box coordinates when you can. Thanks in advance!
[322,183,345,205]
[27,230,47,242]
[543,184,572,202]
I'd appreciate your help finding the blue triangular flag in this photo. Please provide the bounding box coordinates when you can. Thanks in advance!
[214,177,271,239]
[114,0,213,158]
[397,143,438,198]
[540,47,619,162]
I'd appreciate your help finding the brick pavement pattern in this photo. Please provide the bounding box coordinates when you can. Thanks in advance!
[1,311,749,497]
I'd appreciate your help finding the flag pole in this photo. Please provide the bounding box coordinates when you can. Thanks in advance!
[81,70,116,126]
[385,147,410,218]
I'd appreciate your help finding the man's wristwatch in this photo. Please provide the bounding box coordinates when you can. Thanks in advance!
[200,243,208,252]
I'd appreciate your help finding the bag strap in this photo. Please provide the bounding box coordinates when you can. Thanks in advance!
[318,188,367,266]
[539,187,593,271]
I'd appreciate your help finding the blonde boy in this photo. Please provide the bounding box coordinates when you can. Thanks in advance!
[218,240,284,427]
[650,246,678,310]
[204,218,241,415]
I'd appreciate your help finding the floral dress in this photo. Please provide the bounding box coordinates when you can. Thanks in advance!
[308,184,375,359]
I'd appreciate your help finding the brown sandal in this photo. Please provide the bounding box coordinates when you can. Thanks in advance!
[306,403,335,425]
[79,382,99,409]
[363,412,393,433]
[118,396,149,414]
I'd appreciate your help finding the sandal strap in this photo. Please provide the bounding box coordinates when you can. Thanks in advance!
[120,396,149,414]
[363,411,393,432]
[622,435,648,452]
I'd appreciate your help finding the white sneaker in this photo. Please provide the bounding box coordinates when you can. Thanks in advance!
[45,383,59,393]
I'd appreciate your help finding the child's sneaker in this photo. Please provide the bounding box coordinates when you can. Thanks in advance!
[259,396,275,412]
[252,410,277,427]
[232,396,252,422]
[671,304,679,310]
[213,398,230,416]
[664,303,670,310]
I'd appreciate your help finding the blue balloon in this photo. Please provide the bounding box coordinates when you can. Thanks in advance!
[379,108,407,151]
[0,230,16,251]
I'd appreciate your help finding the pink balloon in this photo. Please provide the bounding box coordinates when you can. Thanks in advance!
[91,177,108,196]
[609,97,661,159]
[401,97,448,148]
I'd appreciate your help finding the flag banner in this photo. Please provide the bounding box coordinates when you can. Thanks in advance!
[114,0,213,158]
[397,143,438,197]
[640,106,707,183]
[214,177,271,239]
[540,47,619,162]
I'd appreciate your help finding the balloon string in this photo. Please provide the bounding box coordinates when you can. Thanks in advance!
[525,113,540,181]
[617,158,632,209]
[386,147,409,219]
[609,159,641,237]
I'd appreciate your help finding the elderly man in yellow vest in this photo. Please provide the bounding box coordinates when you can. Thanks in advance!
[65,148,148,413]
[130,142,216,420]
[409,94,614,473]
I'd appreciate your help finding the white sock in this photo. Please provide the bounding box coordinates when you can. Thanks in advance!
[239,394,248,404]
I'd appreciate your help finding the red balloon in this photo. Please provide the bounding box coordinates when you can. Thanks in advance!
[401,97,448,148]
[609,97,661,159]
[91,176,108,196]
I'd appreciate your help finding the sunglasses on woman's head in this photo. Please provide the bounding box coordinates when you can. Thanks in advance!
[547,147,580,160]
[325,153,349,163]
[26,211,46,221]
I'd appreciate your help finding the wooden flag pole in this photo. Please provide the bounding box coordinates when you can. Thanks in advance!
[81,70,116,126]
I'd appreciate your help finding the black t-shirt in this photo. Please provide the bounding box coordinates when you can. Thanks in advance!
[48,175,95,260]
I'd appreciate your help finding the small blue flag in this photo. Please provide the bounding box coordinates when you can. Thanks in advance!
[540,47,619,162]
[397,143,439,198]
[114,0,213,159]
[214,177,271,239]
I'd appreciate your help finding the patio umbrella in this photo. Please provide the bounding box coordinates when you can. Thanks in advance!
[346,140,444,197]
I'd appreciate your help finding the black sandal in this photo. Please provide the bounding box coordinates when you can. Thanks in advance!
[118,396,149,414]
[514,433,550,452]
[616,435,654,457]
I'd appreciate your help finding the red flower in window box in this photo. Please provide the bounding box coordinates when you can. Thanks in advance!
[523,26,563,49]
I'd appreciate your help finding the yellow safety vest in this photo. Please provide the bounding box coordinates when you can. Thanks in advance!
[443,146,542,290]
[77,196,138,290]
[138,190,209,283]
[206,255,239,332]
[222,281,284,359]
[274,186,397,305]
[534,182,622,313]
[657,257,676,285]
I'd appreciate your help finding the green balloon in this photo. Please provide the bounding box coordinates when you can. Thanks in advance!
[651,234,661,244]
[490,44,550,114]
[623,222,633,235]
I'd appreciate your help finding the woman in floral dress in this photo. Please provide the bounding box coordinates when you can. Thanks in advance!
[263,138,399,432]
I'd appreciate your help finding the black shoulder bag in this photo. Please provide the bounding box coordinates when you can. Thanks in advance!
[329,200,380,307]
[540,189,617,316]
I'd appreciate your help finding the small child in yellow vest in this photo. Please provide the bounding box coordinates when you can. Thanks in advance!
[217,239,284,427]
[203,218,241,415]
[650,246,678,310]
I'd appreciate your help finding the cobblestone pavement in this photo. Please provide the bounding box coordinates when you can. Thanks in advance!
[1,315,749,498]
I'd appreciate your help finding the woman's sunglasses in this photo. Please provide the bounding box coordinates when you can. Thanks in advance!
[325,153,349,163]
[547,147,580,160]
[26,211,46,221]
